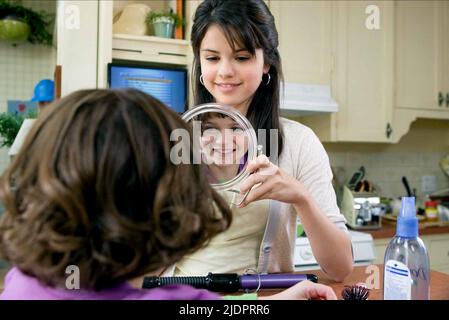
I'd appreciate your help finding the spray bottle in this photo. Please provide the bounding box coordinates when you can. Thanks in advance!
[383,196,430,300]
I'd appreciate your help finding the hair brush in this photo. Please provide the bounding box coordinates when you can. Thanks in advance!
[341,284,370,300]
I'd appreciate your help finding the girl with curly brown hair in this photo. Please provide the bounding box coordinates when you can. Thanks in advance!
[0,88,232,299]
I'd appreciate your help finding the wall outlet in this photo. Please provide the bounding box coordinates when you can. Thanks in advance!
[421,175,437,194]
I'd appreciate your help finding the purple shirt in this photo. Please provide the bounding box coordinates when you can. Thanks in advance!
[0,267,221,300]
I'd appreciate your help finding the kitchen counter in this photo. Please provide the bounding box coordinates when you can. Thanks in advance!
[365,225,449,239]
[258,264,449,300]
[369,227,449,274]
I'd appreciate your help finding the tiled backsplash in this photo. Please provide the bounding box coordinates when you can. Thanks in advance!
[328,150,448,198]
[324,119,449,200]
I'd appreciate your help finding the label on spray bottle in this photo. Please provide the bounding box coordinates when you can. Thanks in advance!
[384,260,412,300]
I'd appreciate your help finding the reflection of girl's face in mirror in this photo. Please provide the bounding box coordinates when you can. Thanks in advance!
[200,114,248,167]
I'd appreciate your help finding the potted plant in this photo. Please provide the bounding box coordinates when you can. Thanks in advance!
[0,110,37,147]
[0,0,53,46]
[146,9,183,39]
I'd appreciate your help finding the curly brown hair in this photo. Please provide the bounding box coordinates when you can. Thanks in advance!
[0,89,232,290]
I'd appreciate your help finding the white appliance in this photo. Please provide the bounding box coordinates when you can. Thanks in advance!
[294,230,375,271]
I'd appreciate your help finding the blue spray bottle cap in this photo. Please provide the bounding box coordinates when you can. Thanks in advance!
[396,196,418,238]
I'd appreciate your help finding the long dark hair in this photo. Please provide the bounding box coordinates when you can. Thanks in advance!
[0,88,232,290]
[191,0,284,158]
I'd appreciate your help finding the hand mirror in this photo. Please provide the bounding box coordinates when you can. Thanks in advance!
[182,103,261,206]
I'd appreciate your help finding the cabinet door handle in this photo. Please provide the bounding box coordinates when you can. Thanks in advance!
[438,92,445,106]
[386,123,393,138]
[446,93,449,107]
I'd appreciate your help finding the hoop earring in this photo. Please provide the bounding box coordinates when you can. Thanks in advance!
[200,74,204,85]
[263,73,271,86]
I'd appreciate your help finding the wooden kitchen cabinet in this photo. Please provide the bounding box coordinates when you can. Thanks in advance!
[391,1,449,142]
[57,0,102,96]
[395,1,447,113]
[333,0,394,142]
[299,1,395,142]
[56,0,114,93]
[111,34,190,65]
[287,0,449,143]
[269,1,332,85]
[373,233,449,275]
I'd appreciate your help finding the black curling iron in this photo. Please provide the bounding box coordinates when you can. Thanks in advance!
[142,272,318,293]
